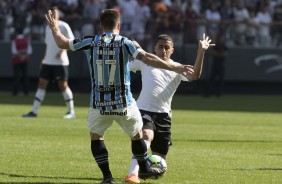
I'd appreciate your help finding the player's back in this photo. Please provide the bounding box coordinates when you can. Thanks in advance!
[71,32,138,111]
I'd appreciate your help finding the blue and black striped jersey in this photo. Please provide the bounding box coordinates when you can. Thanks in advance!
[69,32,140,111]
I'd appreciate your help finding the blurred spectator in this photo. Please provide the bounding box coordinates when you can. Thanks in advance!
[106,0,120,10]
[166,0,183,46]
[256,5,272,47]
[1,0,282,48]
[196,11,207,41]
[206,33,228,97]
[182,0,199,44]
[205,2,221,41]
[132,0,151,45]
[30,0,50,41]
[150,0,169,39]
[271,3,282,47]
[232,1,249,45]
[118,0,138,37]
[60,0,83,37]
[82,0,106,35]
[0,0,13,41]
[219,0,234,42]
[190,0,201,15]
[11,26,32,96]
[246,8,259,46]
[12,0,30,33]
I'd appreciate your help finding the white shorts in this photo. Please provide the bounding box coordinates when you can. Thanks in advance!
[87,101,143,137]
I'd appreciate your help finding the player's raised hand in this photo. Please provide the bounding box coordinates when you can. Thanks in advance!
[44,9,70,49]
[199,33,215,50]
[45,9,58,30]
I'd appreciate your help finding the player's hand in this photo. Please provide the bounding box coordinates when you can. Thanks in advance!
[173,63,194,76]
[199,33,215,50]
[132,40,142,49]
[45,9,59,30]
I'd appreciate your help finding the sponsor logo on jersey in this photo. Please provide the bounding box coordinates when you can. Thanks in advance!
[100,110,127,116]
[92,40,122,48]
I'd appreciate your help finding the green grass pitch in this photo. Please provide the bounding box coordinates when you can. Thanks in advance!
[0,92,282,184]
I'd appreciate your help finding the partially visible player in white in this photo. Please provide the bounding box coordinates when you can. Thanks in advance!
[125,34,214,183]
[23,6,75,119]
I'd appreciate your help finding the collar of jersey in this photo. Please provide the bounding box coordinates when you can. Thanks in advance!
[103,32,116,37]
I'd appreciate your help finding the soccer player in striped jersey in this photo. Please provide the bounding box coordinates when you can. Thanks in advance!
[45,9,194,184]
[125,34,215,183]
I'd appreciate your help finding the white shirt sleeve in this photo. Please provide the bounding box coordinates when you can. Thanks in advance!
[132,48,144,59]
[129,59,142,73]
[68,39,75,51]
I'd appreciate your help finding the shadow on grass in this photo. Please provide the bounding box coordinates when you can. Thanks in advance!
[0,172,98,183]
[0,172,155,184]
[0,181,78,184]
[267,154,282,156]
[234,168,282,171]
[174,139,281,143]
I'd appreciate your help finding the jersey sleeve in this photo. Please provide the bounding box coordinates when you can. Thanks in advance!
[69,36,94,51]
[129,59,142,73]
[62,23,74,40]
[123,38,143,59]
[174,61,189,82]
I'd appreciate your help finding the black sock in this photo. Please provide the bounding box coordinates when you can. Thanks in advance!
[131,138,149,173]
[91,140,112,179]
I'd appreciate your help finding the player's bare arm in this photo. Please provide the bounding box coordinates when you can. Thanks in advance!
[45,9,70,50]
[136,50,193,74]
[190,33,215,81]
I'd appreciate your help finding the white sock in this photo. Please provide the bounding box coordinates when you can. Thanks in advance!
[144,140,151,149]
[127,140,151,176]
[128,158,139,176]
[62,87,75,114]
[32,89,46,114]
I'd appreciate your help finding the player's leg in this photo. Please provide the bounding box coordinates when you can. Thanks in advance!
[150,113,172,160]
[58,80,75,118]
[12,63,20,96]
[118,106,163,182]
[126,110,155,180]
[21,62,29,95]
[56,66,75,119]
[23,64,50,117]
[88,109,114,184]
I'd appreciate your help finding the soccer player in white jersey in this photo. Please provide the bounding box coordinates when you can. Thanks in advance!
[23,6,75,119]
[45,9,200,184]
[125,34,215,183]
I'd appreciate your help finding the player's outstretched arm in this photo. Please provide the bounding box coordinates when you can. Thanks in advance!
[136,49,194,75]
[45,9,70,50]
[190,33,215,81]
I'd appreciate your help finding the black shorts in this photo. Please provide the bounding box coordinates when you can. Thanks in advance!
[40,64,69,81]
[140,109,172,155]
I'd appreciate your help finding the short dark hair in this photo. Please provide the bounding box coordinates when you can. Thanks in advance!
[51,6,59,11]
[100,9,120,30]
[154,34,174,46]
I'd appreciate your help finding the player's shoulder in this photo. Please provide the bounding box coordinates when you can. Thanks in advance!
[58,20,71,28]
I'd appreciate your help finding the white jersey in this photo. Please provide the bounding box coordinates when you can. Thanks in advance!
[43,20,74,66]
[130,59,189,114]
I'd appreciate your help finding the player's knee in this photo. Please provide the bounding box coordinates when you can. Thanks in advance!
[131,130,143,140]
